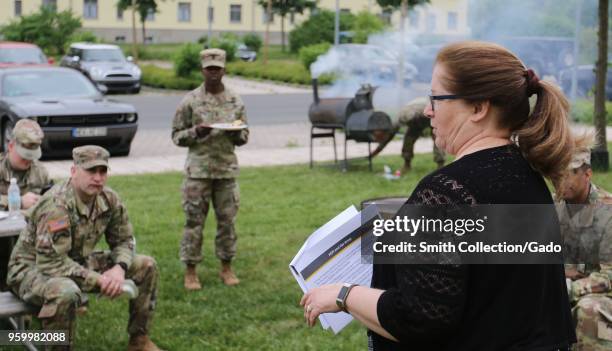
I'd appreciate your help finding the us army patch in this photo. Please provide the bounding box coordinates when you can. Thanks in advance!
[47,216,69,233]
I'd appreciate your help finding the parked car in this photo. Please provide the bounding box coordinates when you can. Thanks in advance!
[0,42,53,68]
[237,43,257,62]
[330,44,418,85]
[558,64,612,100]
[60,43,141,94]
[0,67,138,157]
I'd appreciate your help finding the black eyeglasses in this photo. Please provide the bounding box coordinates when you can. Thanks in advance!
[429,94,462,111]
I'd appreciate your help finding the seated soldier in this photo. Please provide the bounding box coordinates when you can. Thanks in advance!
[0,119,52,291]
[7,145,162,351]
[556,144,612,351]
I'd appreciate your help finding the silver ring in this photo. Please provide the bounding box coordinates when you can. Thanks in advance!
[306,305,312,313]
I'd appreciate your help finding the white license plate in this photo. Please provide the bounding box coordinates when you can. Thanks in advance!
[72,127,107,137]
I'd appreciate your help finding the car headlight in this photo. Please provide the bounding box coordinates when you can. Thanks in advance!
[131,65,142,78]
[89,67,104,80]
[125,113,137,123]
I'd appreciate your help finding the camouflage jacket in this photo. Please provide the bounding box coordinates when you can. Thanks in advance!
[556,183,612,302]
[7,180,135,292]
[397,98,428,127]
[0,152,51,210]
[172,84,249,179]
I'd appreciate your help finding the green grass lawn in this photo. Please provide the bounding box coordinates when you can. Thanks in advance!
[8,151,612,350]
[49,155,427,351]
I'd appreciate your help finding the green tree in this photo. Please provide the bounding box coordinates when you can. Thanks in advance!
[376,0,429,10]
[352,11,387,44]
[593,0,609,170]
[117,0,160,46]
[289,9,355,52]
[258,0,318,52]
[0,6,81,55]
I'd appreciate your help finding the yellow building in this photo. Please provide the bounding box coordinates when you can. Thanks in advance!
[1,0,470,44]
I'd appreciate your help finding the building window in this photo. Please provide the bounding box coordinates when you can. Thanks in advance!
[208,6,214,23]
[178,2,191,22]
[426,12,436,33]
[230,4,242,23]
[262,9,274,24]
[447,11,458,31]
[146,8,155,21]
[409,11,419,29]
[43,0,57,11]
[14,0,22,16]
[380,9,392,25]
[117,7,124,20]
[83,0,98,19]
[290,12,295,24]
[340,8,351,14]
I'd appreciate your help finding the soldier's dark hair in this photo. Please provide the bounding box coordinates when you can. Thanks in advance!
[436,41,573,189]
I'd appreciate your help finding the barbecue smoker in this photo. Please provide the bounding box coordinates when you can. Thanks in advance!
[309,79,393,170]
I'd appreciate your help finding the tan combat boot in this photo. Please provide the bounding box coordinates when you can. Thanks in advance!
[127,335,164,351]
[184,264,201,291]
[219,261,240,286]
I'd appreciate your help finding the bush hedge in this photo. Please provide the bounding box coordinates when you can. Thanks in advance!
[141,65,201,90]
[142,62,333,90]
[289,10,354,53]
[571,99,612,125]
[242,33,263,53]
[298,42,331,70]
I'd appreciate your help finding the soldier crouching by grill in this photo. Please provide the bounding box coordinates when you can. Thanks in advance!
[6,145,162,351]
[172,48,248,290]
[371,97,445,172]
[556,144,612,350]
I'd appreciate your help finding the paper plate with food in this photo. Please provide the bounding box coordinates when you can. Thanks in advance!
[209,120,248,130]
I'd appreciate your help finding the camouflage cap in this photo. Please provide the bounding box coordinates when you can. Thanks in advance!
[200,48,226,68]
[569,146,591,169]
[72,145,109,169]
[12,119,44,161]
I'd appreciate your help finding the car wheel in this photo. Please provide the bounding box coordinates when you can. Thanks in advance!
[1,120,14,153]
[132,87,141,94]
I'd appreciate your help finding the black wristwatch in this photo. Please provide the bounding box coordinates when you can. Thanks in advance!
[336,283,358,313]
[117,262,128,273]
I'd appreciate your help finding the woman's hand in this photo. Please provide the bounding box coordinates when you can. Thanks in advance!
[300,283,343,327]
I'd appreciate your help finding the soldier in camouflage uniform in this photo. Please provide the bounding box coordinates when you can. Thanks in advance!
[0,119,52,290]
[172,48,248,290]
[371,97,445,172]
[7,146,162,351]
[556,146,612,351]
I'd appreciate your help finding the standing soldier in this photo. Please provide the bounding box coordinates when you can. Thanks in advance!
[371,97,445,172]
[172,48,248,290]
[0,119,52,291]
[556,145,612,351]
[7,146,162,351]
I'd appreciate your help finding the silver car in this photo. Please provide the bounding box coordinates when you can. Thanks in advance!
[0,67,138,157]
[60,43,142,94]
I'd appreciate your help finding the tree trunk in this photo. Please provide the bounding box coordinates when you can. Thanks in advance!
[281,15,285,52]
[131,0,138,61]
[264,0,271,65]
[593,0,609,171]
[142,20,146,46]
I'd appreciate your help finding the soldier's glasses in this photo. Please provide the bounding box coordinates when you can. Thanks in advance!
[429,94,462,112]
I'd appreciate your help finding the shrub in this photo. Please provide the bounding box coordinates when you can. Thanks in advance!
[571,99,612,125]
[352,11,387,44]
[227,60,333,85]
[197,35,208,45]
[209,37,237,62]
[289,9,355,53]
[173,43,201,78]
[299,42,331,70]
[1,6,81,55]
[141,65,201,90]
[242,33,263,53]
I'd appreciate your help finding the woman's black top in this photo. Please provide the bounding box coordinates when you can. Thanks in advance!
[370,145,576,351]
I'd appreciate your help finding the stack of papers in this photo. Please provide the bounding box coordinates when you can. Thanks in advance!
[289,205,380,334]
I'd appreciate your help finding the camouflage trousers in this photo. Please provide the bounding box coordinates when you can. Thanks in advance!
[180,177,239,265]
[11,252,158,350]
[402,127,445,168]
[572,294,612,351]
